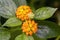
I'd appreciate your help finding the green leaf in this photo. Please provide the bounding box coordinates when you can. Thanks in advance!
[3,17,22,27]
[33,34,47,40]
[0,28,10,40]
[15,34,34,40]
[9,27,22,33]
[34,7,57,20]
[0,0,17,18]
[35,21,60,38]
[10,30,22,40]
[13,0,27,7]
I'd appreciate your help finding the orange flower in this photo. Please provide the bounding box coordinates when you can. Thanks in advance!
[22,20,38,36]
[16,5,32,21]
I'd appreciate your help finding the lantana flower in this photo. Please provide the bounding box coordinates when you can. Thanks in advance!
[16,5,38,36]
[16,5,34,21]
[22,20,38,35]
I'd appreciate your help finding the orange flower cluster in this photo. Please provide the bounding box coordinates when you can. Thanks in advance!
[16,5,38,36]
[16,5,32,21]
[22,20,38,36]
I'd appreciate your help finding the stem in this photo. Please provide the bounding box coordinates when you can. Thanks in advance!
[55,10,60,26]
[29,0,36,12]
[55,36,60,40]
[57,15,60,26]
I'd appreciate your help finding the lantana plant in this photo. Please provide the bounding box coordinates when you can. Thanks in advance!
[0,0,60,40]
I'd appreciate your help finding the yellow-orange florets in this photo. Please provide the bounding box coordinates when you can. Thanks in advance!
[16,5,32,21]
[22,20,38,36]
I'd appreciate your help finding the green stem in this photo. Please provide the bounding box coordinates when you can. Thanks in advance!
[56,11,60,26]
[30,4,35,12]
[29,0,36,12]
[57,15,60,26]
[55,36,60,40]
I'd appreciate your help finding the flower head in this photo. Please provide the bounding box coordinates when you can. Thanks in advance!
[16,5,33,21]
[22,20,38,36]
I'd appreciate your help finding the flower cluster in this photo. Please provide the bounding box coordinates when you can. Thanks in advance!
[22,20,38,35]
[16,5,32,21]
[16,5,38,36]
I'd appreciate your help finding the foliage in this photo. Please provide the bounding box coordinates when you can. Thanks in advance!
[0,0,60,40]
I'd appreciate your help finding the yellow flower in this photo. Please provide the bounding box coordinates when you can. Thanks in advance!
[22,20,38,36]
[16,5,32,21]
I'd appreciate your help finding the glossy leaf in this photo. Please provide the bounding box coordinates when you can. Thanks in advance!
[35,21,60,38]
[13,0,27,7]
[10,30,22,40]
[0,28,10,40]
[34,7,57,20]
[36,26,55,38]
[15,34,34,40]
[3,17,22,27]
[0,0,17,18]
[33,34,47,40]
